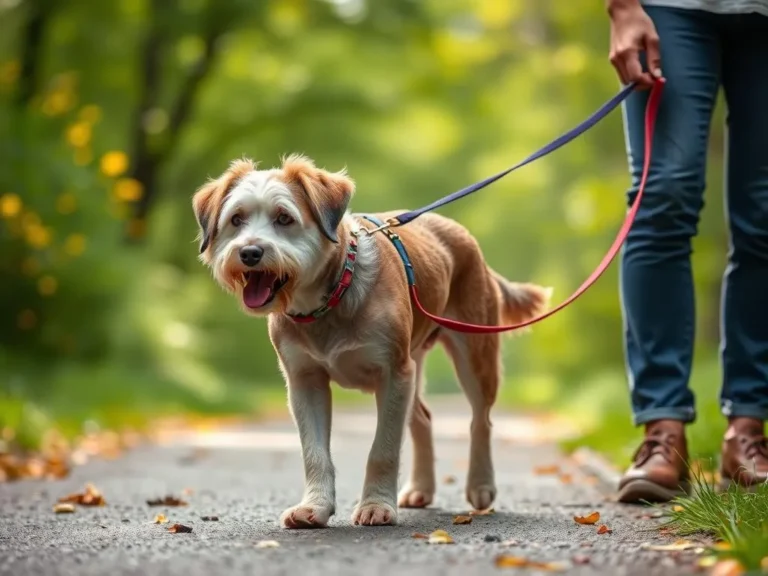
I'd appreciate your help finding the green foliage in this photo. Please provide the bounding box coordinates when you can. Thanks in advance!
[665,470,768,573]
[0,0,731,444]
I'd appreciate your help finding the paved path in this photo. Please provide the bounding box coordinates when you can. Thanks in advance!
[0,398,705,575]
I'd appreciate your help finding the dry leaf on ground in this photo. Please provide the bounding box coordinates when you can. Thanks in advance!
[469,508,495,516]
[442,475,457,485]
[596,524,612,535]
[711,559,745,576]
[167,523,192,534]
[53,503,75,514]
[672,505,684,512]
[153,513,169,524]
[640,540,700,551]
[147,496,188,507]
[255,540,281,548]
[411,532,429,539]
[58,482,105,507]
[453,515,472,525]
[494,555,568,571]
[533,465,560,475]
[427,529,454,544]
[573,512,600,525]
[572,555,591,565]
[558,474,573,484]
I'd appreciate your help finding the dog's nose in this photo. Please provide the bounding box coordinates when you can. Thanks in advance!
[239,245,264,267]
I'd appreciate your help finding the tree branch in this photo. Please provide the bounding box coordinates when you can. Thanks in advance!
[15,0,51,109]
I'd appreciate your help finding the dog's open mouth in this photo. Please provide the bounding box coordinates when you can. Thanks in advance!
[242,271,287,309]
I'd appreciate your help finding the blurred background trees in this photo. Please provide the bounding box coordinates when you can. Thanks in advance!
[0,0,729,456]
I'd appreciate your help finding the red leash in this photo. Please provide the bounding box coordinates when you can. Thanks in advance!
[408,79,664,334]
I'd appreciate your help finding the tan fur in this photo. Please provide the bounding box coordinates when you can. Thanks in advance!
[192,156,552,529]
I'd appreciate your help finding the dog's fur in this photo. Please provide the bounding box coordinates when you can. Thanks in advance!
[193,155,552,528]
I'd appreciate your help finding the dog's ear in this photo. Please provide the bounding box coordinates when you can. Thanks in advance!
[192,180,218,254]
[192,158,256,254]
[282,154,354,243]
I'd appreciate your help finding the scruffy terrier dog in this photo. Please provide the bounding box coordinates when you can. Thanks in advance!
[193,155,551,528]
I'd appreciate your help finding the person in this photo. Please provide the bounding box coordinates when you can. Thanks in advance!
[606,0,768,503]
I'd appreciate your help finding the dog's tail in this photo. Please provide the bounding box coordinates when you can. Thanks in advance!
[489,268,552,327]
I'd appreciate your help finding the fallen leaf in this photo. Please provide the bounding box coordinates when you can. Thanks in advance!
[572,554,591,565]
[469,508,495,516]
[442,475,457,485]
[711,559,745,576]
[201,516,219,521]
[153,513,169,524]
[559,474,573,484]
[672,505,684,512]
[573,511,600,525]
[640,540,699,551]
[167,523,192,534]
[596,524,612,535]
[255,540,280,548]
[53,503,75,514]
[427,529,454,544]
[58,482,106,506]
[494,555,567,571]
[533,465,560,475]
[411,532,429,539]
[453,515,472,525]
[147,496,188,507]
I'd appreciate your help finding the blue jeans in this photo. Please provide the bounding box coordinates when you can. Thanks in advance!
[621,6,768,425]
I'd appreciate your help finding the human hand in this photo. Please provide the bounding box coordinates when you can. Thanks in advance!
[607,0,663,88]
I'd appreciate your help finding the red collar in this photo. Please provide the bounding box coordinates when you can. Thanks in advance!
[286,237,358,323]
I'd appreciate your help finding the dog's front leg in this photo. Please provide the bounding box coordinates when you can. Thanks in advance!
[352,360,415,526]
[280,368,336,529]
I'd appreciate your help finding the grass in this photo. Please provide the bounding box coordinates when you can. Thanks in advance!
[664,467,768,574]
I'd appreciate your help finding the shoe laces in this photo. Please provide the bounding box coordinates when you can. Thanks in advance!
[633,429,679,465]
[742,434,768,461]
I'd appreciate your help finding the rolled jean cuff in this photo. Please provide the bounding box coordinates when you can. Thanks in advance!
[721,402,768,421]
[633,407,696,426]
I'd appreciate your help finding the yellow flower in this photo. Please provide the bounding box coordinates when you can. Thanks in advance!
[42,90,75,117]
[100,151,129,177]
[56,192,77,215]
[25,224,51,249]
[113,178,143,202]
[0,193,22,218]
[38,275,58,297]
[66,121,91,148]
[64,234,86,256]
[0,60,20,87]
[78,104,102,124]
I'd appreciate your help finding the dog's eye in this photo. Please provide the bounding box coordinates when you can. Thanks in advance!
[231,214,244,227]
[275,213,294,227]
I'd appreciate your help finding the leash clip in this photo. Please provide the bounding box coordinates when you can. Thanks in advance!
[358,217,399,236]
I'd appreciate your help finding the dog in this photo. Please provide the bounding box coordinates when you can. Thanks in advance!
[192,154,551,528]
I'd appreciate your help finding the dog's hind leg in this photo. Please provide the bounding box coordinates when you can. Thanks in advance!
[398,350,436,509]
[442,331,500,511]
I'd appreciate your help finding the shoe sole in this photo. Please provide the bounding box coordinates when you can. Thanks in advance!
[617,479,690,504]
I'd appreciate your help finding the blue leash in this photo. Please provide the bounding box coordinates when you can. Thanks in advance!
[367,81,639,233]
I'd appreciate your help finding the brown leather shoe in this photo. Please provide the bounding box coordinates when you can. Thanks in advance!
[720,417,768,489]
[617,420,690,503]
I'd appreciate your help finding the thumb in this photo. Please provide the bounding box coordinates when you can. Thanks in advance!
[645,34,663,78]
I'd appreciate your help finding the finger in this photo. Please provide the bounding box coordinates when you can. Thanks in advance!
[623,50,654,88]
[610,51,630,85]
[645,34,663,79]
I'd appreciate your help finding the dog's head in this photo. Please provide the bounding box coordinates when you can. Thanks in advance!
[192,155,354,316]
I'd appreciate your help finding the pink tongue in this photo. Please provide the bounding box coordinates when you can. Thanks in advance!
[243,272,276,308]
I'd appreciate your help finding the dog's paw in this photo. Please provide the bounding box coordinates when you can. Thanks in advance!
[397,486,434,509]
[466,484,496,511]
[351,501,397,526]
[280,503,333,529]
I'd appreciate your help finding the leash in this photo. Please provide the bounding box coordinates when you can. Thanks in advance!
[362,78,664,334]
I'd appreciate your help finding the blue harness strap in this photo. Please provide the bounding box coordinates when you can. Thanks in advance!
[359,214,416,287]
